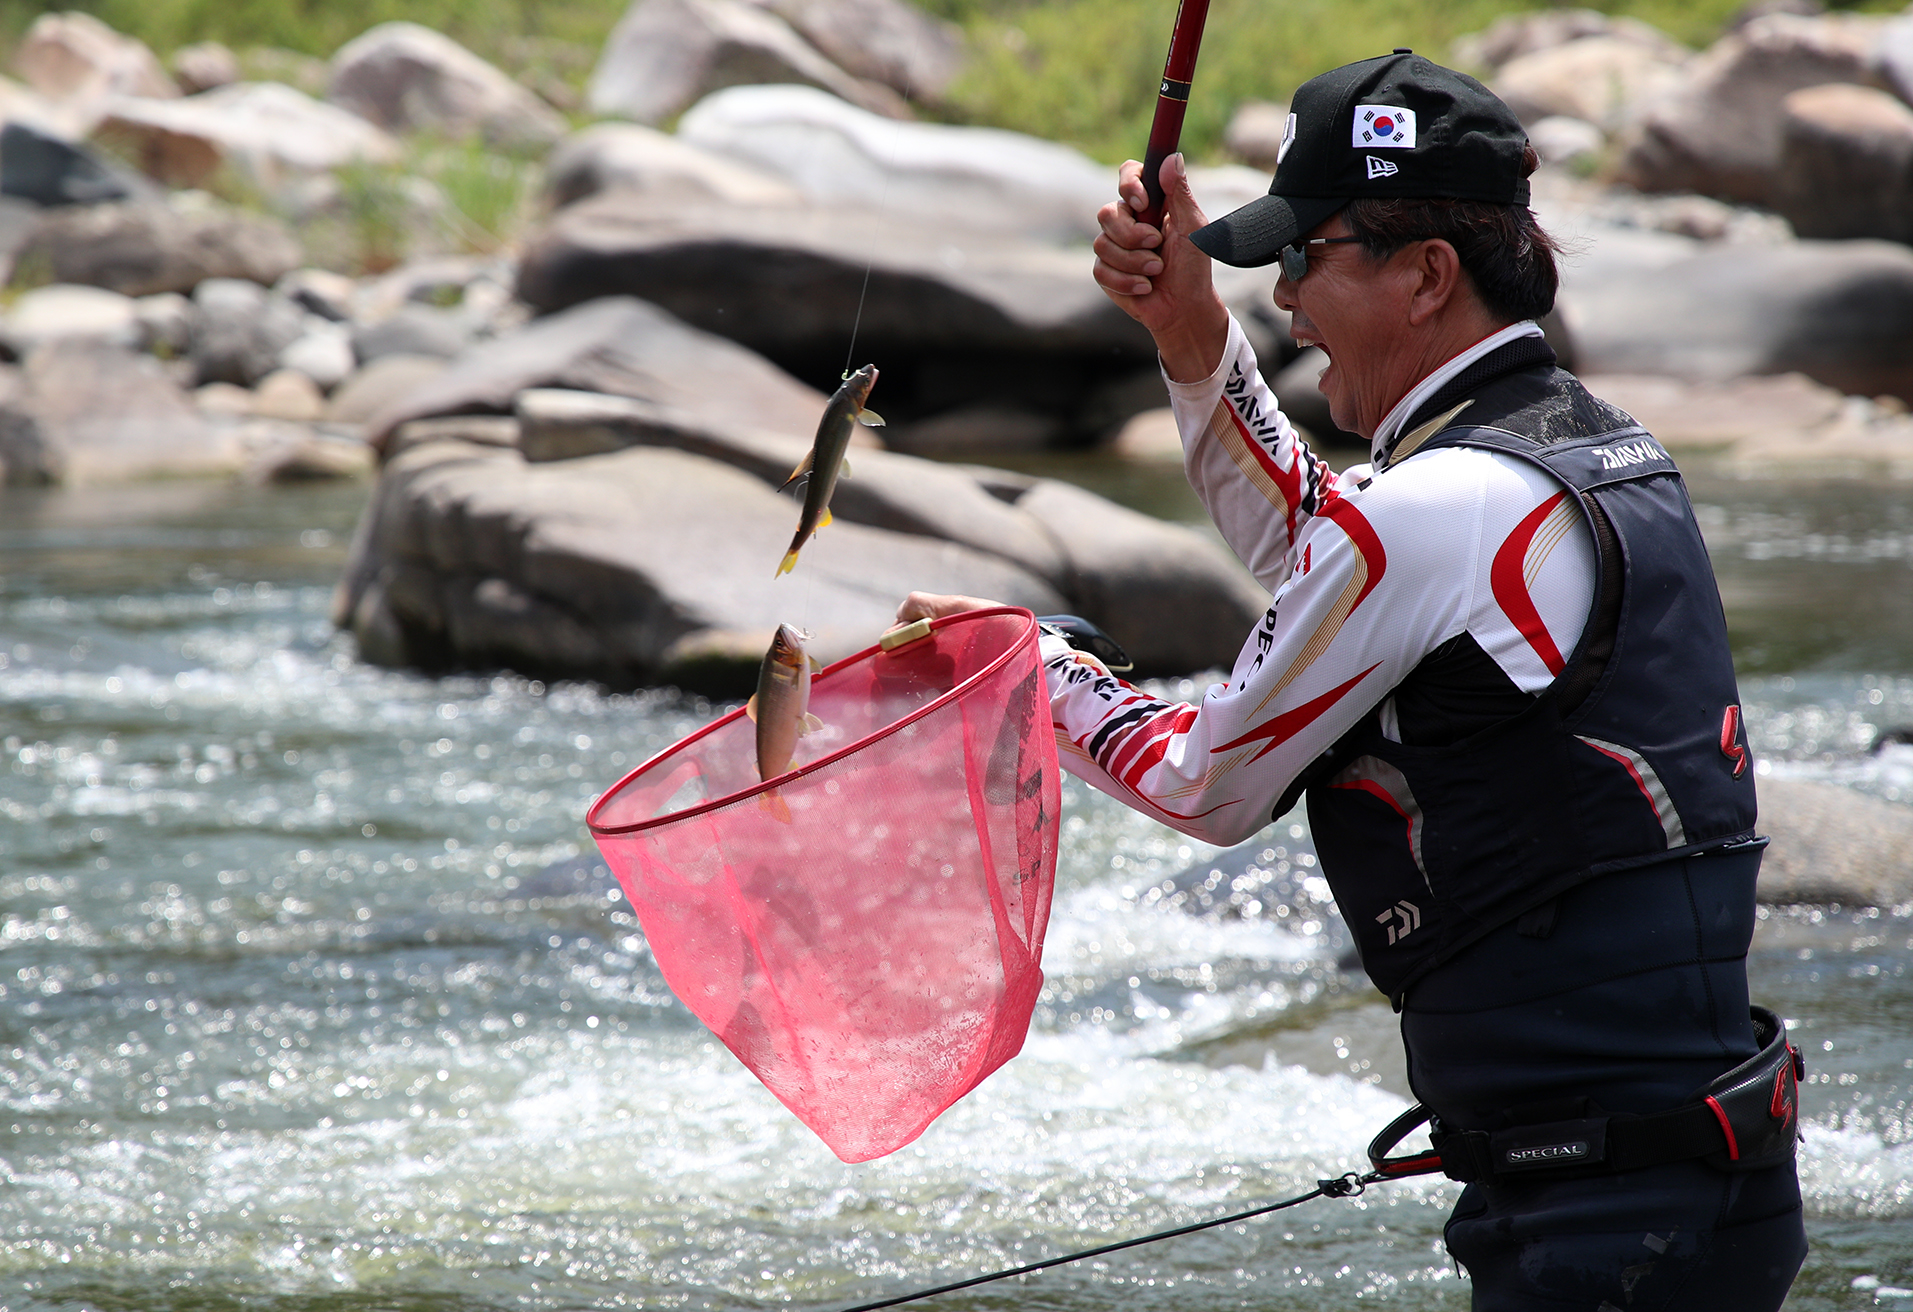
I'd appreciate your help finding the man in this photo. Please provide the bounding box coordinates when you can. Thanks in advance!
[899,51,1806,1311]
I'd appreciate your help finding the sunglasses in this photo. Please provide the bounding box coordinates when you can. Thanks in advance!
[1279,235,1364,282]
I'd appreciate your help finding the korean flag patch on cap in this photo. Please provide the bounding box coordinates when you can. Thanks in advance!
[1354,104,1416,148]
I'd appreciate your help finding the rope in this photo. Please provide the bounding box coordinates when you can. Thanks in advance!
[834,1171,1384,1312]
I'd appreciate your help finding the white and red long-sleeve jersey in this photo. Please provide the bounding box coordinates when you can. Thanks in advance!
[1043,315,1597,846]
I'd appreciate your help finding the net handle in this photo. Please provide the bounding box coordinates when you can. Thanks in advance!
[586,607,1042,836]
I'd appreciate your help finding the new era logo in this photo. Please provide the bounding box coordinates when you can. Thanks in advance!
[1366,155,1399,180]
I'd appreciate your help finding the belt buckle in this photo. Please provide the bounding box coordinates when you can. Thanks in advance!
[1488,1117,1610,1173]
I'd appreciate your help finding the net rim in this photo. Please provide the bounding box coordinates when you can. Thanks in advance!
[585,606,1040,837]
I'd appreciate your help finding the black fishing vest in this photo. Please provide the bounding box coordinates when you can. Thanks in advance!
[1300,358,1758,1003]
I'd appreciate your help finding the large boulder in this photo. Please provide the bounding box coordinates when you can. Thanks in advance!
[362,295,828,454]
[1,283,140,354]
[332,439,1067,690]
[9,199,302,296]
[91,82,400,190]
[1558,238,1913,403]
[170,41,239,95]
[1222,100,1290,171]
[543,122,802,209]
[1882,13,1913,106]
[189,278,307,387]
[513,387,1062,577]
[745,0,965,103]
[1452,8,1686,71]
[513,193,1155,437]
[1757,777,1913,906]
[1615,12,1891,204]
[327,22,566,148]
[333,420,1266,689]
[0,340,236,485]
[587,0,906,125]
[10,12,175,116]
[676,83,1108,241]
[0,120,144,206]
[1772,83,1913,244]
[1491,36,1686,132]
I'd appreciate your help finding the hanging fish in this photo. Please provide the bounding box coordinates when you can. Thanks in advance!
[776,364,883,577]
[747,623,823,820]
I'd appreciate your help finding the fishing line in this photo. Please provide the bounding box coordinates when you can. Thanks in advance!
[834,1170,1384,1311]
[838,29,920,377]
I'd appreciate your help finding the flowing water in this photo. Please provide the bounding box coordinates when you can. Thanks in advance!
[2,465,1911,1312]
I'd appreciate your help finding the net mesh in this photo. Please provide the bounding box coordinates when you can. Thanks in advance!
[588,609,1059,1162]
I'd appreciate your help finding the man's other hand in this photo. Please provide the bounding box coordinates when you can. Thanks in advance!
[1093,153,1230,383]
[893,592,1001,626]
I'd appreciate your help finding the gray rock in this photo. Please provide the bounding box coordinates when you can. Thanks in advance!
[1756,777,1913,906]
[883,405,1062,455]
[133,290,190,355]
[278,321,356,389]
[249,367,325,421]
[512,195,1155,439]
[10,11,176,108]
[1560,238,1913,402]
[1529,115,1606,167]
[1222,101,1290,171]
[0,120,142,206]
[387,413,521,460]
[512,386,1070,585]
[1772,83,1913,244]
[327,22,566,148]
[274,267,358,321]
[350,304,473,362]
[363,295,827,456]
[332,439,1066,692]
[190,278,305,387]
[1491,36,1685,132]
[587,0,908,125]
[240,422,374,484]
[677,84,1109,241]
[92,82,400,191]
[2,283,140,354]
[1614,12,1890,204]
[8,199,302,296]
[543,121,801,209]
[325,354,448,425]
[1012,479,1268,676]
[1881,13,1913,106]
[747,0,966,103]
[1451,8,1687,73]
[0,339,236,485]
[171,41,239,95]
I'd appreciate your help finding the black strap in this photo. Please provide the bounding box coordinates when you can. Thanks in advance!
[1368,1099,1732,1184]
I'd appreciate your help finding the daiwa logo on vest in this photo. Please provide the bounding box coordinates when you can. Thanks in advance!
[1592,438,1668,471]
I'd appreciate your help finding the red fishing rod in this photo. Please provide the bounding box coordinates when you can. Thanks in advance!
[1136,0,1215,230]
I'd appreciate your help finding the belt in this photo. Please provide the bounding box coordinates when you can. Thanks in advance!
[1368,1006,1805,1184]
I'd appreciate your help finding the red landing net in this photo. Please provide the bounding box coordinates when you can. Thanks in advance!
[588,608,1060,1162]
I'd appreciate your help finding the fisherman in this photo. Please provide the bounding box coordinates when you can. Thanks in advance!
[898,51,1806,1311]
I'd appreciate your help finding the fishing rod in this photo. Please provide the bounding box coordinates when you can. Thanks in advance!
[1136,0,1215,230]
[835,1169,1387,1311]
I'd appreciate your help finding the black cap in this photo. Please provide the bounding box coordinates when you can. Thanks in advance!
[1192,52,1532,268]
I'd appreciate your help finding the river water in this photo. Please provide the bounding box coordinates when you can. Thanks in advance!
[2,465,1911,1312]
